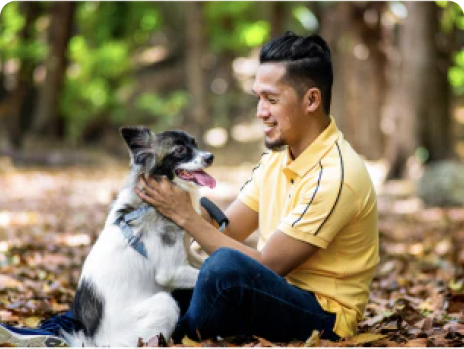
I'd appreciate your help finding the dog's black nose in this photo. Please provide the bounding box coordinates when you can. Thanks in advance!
[203,153,214,165]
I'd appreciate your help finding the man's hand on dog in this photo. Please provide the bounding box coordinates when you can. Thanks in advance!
[135,175,195,227]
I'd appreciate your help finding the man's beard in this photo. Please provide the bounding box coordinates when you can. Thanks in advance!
[264,138,286,152]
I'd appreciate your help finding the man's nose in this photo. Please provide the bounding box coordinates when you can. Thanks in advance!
[256,100,270,119]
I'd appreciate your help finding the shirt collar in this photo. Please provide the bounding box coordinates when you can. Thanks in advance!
[284,117,342,178]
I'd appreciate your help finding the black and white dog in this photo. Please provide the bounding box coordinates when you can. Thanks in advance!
[64,127,216,346]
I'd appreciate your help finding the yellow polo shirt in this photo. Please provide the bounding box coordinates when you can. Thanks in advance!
[238,118,379,338]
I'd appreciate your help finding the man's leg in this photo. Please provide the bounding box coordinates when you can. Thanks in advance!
[172,288,194,317]
[0,311,77,347]
[174,247,339,343]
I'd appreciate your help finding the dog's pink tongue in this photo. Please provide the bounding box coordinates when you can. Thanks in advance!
[192,170,216,189]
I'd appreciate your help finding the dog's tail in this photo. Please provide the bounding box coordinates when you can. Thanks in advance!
[184,234,206,269]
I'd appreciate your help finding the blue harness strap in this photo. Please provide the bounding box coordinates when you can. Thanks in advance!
[115,199,229,258]
[114,205,152,258]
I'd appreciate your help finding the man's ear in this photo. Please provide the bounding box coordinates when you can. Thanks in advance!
[304,88,322,113]
[119,126,155,165]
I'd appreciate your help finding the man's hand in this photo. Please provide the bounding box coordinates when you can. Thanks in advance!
[135,176,196,226]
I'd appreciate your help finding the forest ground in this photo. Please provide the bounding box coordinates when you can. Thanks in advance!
[0,160,464,347]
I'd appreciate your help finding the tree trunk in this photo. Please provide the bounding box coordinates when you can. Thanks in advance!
[270,2,287,39]
[0,53,6,100]
[421,2,453,162]
[356,2,387,160]
[184,1,208,145]
[319,2,386,160]
[386,2,451,178]
[0,2,41,150]
[31,1,75,138]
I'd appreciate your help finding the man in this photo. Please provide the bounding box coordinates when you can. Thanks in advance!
[0,32,378,346]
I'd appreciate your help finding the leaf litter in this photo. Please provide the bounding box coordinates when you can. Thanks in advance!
[1,167,464,347]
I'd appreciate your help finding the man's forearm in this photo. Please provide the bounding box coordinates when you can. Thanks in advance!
[179,213,262,262]
[200,206,214,225]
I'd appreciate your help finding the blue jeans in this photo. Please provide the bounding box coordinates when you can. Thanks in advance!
[171,247,339,342]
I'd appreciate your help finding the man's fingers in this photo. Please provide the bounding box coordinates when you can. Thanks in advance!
[140,176,158,195]
[151,175,175,192]
[147,175,161,184]
[141,175,154,188]
[136,181,158,207]
[145,175,170,188]
[135,187,155,205]
[138,175,175,202]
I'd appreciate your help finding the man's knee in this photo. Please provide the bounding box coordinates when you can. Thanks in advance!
[198,247,257,289]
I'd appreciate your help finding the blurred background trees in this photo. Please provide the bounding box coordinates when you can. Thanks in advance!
[0,1,463,178]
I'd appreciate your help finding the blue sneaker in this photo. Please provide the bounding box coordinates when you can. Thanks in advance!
[0,312,76,347]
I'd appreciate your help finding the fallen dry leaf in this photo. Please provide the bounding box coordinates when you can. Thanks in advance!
[181,336,201,347]
[23,316,41,327]
[345,332,387,345]
[403,338,428,347]
[304,330,321,347]
[254,336,276,347]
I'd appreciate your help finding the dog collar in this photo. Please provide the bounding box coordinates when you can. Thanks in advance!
[114,205,152,258]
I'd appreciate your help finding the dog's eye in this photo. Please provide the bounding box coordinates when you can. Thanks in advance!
[174,146,187,155]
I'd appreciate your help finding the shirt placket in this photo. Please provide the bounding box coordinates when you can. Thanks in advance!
[283,168,297,214]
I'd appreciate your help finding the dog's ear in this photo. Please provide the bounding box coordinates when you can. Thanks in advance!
[120,126,155,165]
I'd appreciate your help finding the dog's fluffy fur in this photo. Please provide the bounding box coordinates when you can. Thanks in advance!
[64,127,214,346]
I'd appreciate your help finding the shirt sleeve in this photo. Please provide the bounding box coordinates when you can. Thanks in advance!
[237,153,269,213]
[278,169,359,249]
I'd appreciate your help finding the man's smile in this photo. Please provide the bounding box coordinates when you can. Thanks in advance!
[263,121,277,135]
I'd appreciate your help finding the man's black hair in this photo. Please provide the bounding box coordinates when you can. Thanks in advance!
[259,31,333,115]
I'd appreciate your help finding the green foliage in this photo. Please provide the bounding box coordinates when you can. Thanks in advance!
[415,147,430,163]
[438,1,464,95]
[61,2,164,142]
[292,6,318,31]
[0,2,24,58]
[204,2,312,54]
[438,0,463,33]
[69,38,130,77]
[133,91,189,131]
[205,2,270,52]
[0,1,328,146]
[449,68,464,95]
[0,2,46,61]
[62,34,132,141]
[238,21,270,47]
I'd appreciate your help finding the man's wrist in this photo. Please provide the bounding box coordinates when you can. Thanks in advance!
[176,210,198,230]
